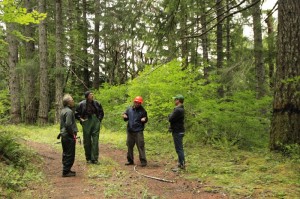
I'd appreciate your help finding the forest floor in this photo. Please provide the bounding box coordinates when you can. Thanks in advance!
[25,140,227,199]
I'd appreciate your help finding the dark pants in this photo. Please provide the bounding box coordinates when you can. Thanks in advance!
[126,131,147,164]
[172,132,185,166]
[61,133,76,174]
[82,115,100,162]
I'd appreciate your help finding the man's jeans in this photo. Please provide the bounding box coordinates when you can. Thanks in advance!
[172,132,185,166]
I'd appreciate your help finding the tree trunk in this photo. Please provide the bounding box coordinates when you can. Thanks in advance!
[226,0,231,63]
[216,0,224,69]
[38,0,49,125]
[180,11,188,69]
[216,0,224,97]
[93,0,101,89]
[55,0,64,123]
[7,23,21,124]
[83,0,89,88]
[200,3,209,80]
[68,0,79,89]
[252,0,266,99]
[265,15,275,88]
[24,0,37,124]
[270,0,300,150]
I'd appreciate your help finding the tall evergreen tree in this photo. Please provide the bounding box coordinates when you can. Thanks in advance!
[55,0,64,123]
[7,23,21,123]
[38,0,49,124]
[252,0,266,99]
[270,0,300,150]
[93,0,101,89]
[24,0,38,124]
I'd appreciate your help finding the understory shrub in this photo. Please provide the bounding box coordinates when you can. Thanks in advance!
[0,127,43,196]
[97,60,272,149]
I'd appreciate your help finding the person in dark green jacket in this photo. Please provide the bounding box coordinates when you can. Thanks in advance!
[168,94,185,171]
[59,94,78,177]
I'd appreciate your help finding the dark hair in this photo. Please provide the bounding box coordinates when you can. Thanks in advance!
[178,99,184,103]
[84,91,91,98]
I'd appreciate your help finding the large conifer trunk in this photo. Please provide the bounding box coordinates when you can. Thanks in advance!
[93,0,100,89]
[24,0,38,124]
[38,0,49,124]
[55,0,64,123]
[7,23,21,124]
[252,0,266,99]
[270,0,300,150]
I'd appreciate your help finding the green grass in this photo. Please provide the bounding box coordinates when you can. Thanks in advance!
[100,128,300,198]
[1,124,300,198]
[0,126,45,198]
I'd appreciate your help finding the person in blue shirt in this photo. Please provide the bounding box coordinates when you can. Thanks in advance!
[122,96,148,167]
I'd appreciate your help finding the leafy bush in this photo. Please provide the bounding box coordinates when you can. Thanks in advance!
[97,60,272,149]
[0,89,10,123]
[0,127,43,196]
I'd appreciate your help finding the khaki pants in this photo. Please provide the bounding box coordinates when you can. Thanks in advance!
[126,131,147,164]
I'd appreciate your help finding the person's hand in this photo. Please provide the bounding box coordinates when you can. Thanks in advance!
[141,117,146,122]
[122,113,128,119]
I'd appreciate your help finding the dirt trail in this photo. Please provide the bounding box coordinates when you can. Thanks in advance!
[26,140,228,199]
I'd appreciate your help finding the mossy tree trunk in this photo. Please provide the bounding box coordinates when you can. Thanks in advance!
[270,0,300,150]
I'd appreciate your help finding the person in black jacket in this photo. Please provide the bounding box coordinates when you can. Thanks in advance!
[75,91,104,164]
[60,94,78,177]
[169,94,185,170]
[122,96,148,167]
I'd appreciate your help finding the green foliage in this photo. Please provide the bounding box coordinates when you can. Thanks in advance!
[0,126,43,197]
[100,129,300,199]
[0,89,10,123]
[0,0,47,25]
[98,60,271,149]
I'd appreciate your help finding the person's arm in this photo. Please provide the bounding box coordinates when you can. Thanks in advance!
[168,108,179,123]
[141,109,148,123]
[75,103,81,120]
[123,109,129,121]
[96,101,104,122]
[65,111,75,135]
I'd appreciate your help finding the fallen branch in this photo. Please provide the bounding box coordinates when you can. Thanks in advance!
[134,165,175,183]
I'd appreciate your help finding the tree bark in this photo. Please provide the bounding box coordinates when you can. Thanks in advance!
[252,0,266,99]
[216,0,224,70]
[93,0,101,89]
[38,0,49,125]
[24,0,37,124]
[7,23,21,124]
[55,0,64,123]
[68,0,79,88]
[83,0,89,88]
[265,15,275,88]
[270,0,300,150]
[200,3,209,80]
[225,0,231,63]
[180,5,188,69]
[216,0,224,97]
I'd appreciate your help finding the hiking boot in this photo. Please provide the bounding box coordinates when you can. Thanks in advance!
[92,160,100,165]
[178,164,186,170]
[171,167,180,172]
[62,171,76,177]
[125,162,134,165]
[69,170,76,174]
[141,162,147,167]
[86,160,92,164]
